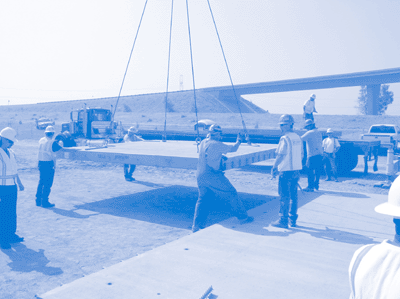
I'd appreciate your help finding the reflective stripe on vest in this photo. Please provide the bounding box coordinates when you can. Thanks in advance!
[279,133,302,171]
[38,137,55,161]
[0,149,17,186]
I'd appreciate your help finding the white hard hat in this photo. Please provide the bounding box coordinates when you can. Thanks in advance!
[45,126,55,133]
[0,127,17,143]
[327,128,334,133]
[128,126,138,133]
[375,176,400,217]
[209,124,222,136]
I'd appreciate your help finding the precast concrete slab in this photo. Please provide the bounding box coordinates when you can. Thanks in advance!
[58,141,277,170]
[39,191,392,299]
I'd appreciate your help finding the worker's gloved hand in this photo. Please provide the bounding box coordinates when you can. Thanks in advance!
[237,133,245,143]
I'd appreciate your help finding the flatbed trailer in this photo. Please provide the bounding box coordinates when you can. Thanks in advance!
[58,141,277,170]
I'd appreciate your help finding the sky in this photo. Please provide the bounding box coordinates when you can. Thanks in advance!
[1,0,400,115]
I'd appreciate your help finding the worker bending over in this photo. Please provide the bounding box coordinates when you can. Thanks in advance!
[303,94,317,121]
[192,124,254,233]
[301,119,323,192]
[349,175,400,298]
[123,126,144,181]
[35,126,62,208]
[322,128,340,182]
[271,115,303,228]
[0,127,25,249]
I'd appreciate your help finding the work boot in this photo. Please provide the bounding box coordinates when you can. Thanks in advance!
[35,198,41,206]
[271,219,288,229]
[303,187,314,192]
[41,202,55,208]
[239,216,254,225]
[334,177,339,182]
[325,177,332,181]
[289,220,297,228]
[125,176,135,181]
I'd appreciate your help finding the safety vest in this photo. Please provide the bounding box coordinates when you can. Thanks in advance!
[0,148,18,186]
[38,136,56,161]
[349,240,400,299]
[278,132,302,172]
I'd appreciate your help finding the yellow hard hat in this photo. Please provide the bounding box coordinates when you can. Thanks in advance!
[278,114,294,125]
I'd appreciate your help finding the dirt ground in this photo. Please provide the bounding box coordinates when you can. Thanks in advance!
[0,138,392,299]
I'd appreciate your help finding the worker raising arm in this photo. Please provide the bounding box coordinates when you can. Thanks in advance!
[192,124,253,233]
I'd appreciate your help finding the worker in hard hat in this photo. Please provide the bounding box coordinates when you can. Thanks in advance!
[303,94,317,121]
[0,127,25,249]
[123,126,144,181]
[322,128,340,182]
[192,124,254,233]
[271,115,303,228]
[35,126,63,208]
[348,175,400,298]
[301,119,323,192]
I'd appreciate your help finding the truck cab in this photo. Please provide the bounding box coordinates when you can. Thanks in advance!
[62,106,121,141]
[361,124,400,151]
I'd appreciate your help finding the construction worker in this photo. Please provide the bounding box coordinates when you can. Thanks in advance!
[192,124,254,233]
[123,126,144,181]
[35,126,62,208]
[301,119,323,192]
[322,128,340,181]
[0,127,25,249]
[349,175,400,298]
[271,115,303,228]
[303,94,317,121]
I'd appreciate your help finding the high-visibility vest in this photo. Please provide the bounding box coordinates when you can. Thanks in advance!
[277,132,303,172]
[349,240,400,299]
[38,136,56,161]
[0,148,18,186]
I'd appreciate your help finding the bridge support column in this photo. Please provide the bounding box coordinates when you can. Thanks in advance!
[366,84,380,115]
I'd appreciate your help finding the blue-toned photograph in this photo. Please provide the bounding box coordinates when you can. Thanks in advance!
[1,1,400,298]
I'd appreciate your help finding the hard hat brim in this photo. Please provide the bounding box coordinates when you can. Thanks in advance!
[375,202,400,217]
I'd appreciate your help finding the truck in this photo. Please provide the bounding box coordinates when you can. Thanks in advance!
[361,124,400,152]
[61,105,123,143]
[35,117,55,130]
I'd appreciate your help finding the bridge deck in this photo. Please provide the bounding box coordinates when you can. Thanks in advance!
[58,141,277,170]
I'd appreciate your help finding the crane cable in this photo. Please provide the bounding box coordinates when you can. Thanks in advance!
[162,0,175,142]
[206,0,250,144]
[186,0,201,152]
[112,0,149,122]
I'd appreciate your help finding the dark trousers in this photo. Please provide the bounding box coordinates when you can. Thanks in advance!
[304,112,314,121]
[193,171,248,230]
[306,155,323,189]
[323,153,337,178]
[278,171,299,224]
[36,161,55,204]
[124,164,136,178]
[0,185,18,241]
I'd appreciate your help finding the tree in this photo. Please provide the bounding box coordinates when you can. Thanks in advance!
[357,84,394,115]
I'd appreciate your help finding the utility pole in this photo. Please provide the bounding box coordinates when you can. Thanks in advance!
[179,75,184,91]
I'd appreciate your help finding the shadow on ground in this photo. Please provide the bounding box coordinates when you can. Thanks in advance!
[1,243,63,275]
[75,185,274,229]
[222,189,376,245]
